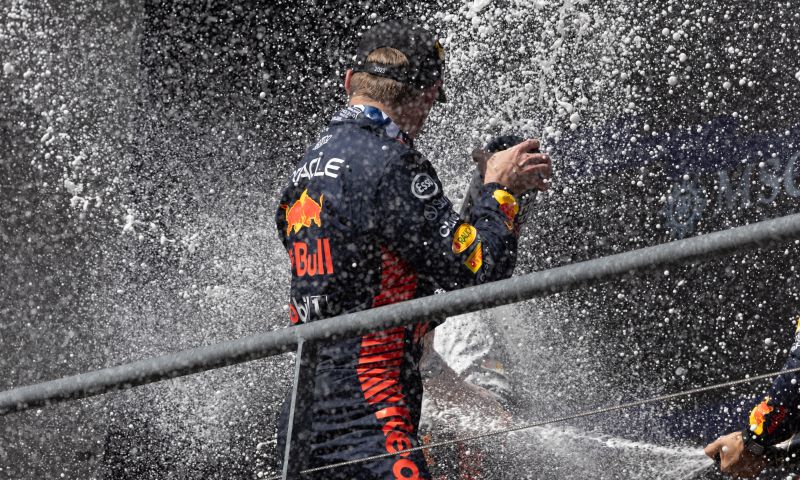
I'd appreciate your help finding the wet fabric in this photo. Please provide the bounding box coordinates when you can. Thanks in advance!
[274,104,520,479]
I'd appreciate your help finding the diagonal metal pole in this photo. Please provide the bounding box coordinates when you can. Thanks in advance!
[281,338,318,479]
[3,213,800,415]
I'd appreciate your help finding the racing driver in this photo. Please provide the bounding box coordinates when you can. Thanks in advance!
[275,20,551,479]
[705,317,800,477]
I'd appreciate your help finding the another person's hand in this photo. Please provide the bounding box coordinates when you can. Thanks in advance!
[483,139,551,195]
[704,431,767,478]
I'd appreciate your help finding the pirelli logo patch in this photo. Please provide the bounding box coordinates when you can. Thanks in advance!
[464,242,483,273]
[452,223,477,254]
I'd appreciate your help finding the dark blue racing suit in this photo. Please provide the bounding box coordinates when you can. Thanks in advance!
[745,318,800,449]
[275,105,521,479]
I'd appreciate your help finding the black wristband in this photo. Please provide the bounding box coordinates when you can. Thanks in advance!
[741,427,767,456]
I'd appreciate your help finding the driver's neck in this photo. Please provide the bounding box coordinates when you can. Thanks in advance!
[348,96,422,139]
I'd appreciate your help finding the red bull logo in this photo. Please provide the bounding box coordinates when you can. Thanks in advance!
[493,190,519,231]
[749,398,773,435]
[288,239,334,277]
[280,189,324,236]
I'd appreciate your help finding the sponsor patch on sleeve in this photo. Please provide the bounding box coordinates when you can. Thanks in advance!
[749,398,773,436]
[464,242,483,273]
[493,189,519,230]
[424,197,451,221]
[411,173,439,199]
[452,223,477,254]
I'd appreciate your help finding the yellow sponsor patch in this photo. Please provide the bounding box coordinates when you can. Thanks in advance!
[452,223,477,254]
[749,398,773,436]
[493,189,519,230]
[464,242,483,273]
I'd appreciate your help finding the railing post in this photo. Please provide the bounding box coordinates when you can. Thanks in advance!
[281,337,318,479]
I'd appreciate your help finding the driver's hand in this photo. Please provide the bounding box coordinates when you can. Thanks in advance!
[704,431,768,478]
[483,139,551,195]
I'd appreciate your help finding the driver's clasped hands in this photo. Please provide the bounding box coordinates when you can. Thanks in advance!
[484,138,552,195]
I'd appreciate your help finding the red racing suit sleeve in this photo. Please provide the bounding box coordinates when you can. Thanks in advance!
[745,318,800,447]
[376,152,520,290]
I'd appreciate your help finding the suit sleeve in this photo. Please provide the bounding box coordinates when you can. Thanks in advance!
[376,153,519,290]
[745,319,800,446]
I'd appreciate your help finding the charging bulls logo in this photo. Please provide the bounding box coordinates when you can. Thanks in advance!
[493,190,519,231]
[749,398,773,436]
[280,189,324,236]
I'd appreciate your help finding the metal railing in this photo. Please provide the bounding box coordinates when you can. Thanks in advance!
[4,213,800,477]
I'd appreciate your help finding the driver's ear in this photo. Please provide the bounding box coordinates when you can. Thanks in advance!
[344,69,354,96]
